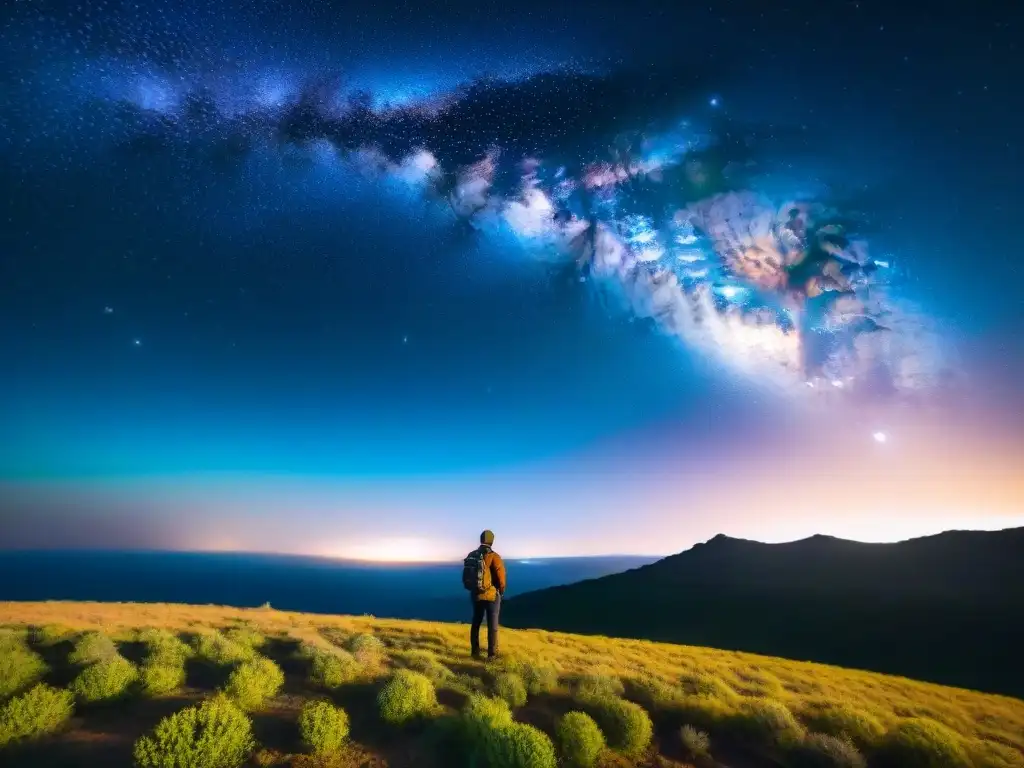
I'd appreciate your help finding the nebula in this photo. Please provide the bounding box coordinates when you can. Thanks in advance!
[3,46,954,404]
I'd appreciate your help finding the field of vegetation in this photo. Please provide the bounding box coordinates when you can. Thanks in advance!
[1,601,1022,768]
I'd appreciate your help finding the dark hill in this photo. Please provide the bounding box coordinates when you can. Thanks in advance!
[504,527,1024,697]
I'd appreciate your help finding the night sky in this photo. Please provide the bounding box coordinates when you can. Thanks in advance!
[1,0,1021,560]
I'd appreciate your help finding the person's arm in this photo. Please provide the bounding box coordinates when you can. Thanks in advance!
[492,553,507,596]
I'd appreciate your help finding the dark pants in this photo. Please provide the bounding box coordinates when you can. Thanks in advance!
[470,593,501,657]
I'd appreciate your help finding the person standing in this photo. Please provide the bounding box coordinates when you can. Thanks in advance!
[462,529,507,660]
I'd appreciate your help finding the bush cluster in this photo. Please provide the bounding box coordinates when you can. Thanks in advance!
[223,657,285,712]
[394,649,451,684]
[348,634,387,667]
[493,671,528,708]
[0,632,47,700]
[298,699,350,757]
[876,718,971,768]
[556,711,605,768]
[791,733,867,768]
[377,670,438,725]
[223,625,265,650]
[134,695,255,768]
[71,654,138,703]
[302,645,361,689]
[727,697,805,750]
[802,703,886,750]
[68,632,119,666]
[569,672,624,702]
[679,670,738,701]
[193,632,255,666]
[461,695,557,768]
[0,684,75,748]
[587,696,653,758]
[139,629,191,697]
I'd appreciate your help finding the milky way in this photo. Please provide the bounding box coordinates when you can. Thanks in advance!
[1,3,955,405]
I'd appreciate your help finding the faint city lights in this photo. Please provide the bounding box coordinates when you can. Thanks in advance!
[872,431,888,443]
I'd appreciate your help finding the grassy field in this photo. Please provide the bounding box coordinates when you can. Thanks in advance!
[1,601,1022,768]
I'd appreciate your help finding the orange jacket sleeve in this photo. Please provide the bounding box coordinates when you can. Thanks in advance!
[490,551,507,595]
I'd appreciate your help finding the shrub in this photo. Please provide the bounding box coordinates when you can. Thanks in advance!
[395,650,451,684]
[493,671,528,708]
[377,669,437,725]
[223,626,265,650]
[139,629,192,667]
[556,711,605,768]
[728,697,805,750]
[193,632,254,666]
[877,718,971,768]
[626,673,683,711]
[223,657,284,712]
[306,647,361,689]
[0,629,28,655]
[298,699,350,756]
[33,625,73,646]
[803,704,886,750]
[792,734,867,768]
[348,634,386,667]
[0,684,74,747]
[69,632,118,665]
[462,694,513,741]
[487,721,558,768]
[569,672,624,702]
[0,646,47,700]
[967,739,1024,768]
[141,664,186,697]
[133,695,255,768]
[71,655,138,703]
[679,670,738,700]
[589,697,653,758]
[680,724,711,761]
[519,660,560,696]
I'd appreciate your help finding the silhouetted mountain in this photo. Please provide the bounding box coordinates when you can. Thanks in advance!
[505,528,1024,697]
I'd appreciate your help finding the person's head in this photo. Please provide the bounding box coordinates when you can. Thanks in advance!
[480,529,495,547]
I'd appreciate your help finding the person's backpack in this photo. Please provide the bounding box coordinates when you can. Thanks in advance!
[462,547,492,595]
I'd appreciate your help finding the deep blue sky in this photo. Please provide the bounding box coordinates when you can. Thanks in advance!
[1,0,1021,559]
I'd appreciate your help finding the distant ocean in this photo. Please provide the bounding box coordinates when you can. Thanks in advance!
[0,551,655,622]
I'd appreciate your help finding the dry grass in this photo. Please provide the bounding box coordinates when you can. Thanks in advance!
[1,600,1022,768]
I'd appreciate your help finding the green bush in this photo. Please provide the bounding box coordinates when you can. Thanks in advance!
[133,695,255,768]
[679,670,738,700]
[395,649,451,684]
[487,721,558,768]
[298,699,350,756]
[462,694,513,741]
[223,657,284,712]
[728,697,805,750]
[193,632,254,666]
[139,629,192,667]
[877,718,971,768]
[680,724,711,761]
[626,673,683,711]
[589,697,652,758]
[71,655,138,703]
[223,626,265,650]
[32,625,73,646]
[0,684,74,747]
[0,646,47,700]
[791,733,867,768]
[377,669,437,725]
[493,671,528,708]
[569,673,624,702]
[556,711,605,768]
[305,646,361,689]
[69,632,118,665]
[803,704,886,749]
[0,630,28,654]
[519,660,560,696]
[141,664,186,697]
[348,634,386,666]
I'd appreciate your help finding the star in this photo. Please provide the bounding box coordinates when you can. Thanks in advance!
[103,306,114,314]
[872,431,888,444]
[709,96,720,107]
[133,339,142,347]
